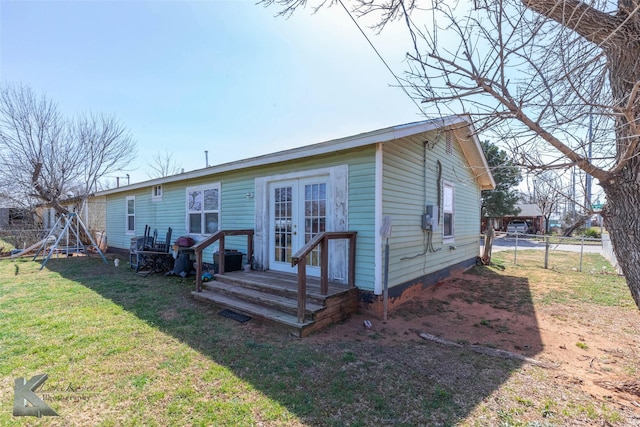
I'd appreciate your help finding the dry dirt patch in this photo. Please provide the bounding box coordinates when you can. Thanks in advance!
[307,267,640,419]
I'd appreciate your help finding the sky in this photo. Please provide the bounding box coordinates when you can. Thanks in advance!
[0,0,431,185]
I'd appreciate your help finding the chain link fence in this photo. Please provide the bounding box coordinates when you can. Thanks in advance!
[0,227,46,253]
[482,232,623,275]
[601,234,622,274]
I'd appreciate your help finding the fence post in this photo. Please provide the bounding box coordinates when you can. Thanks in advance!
[579,236,585,272]
[513,232,518,265]
[544,236,550,269]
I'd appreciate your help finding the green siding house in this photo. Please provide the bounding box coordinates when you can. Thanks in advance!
[97,115,494,323]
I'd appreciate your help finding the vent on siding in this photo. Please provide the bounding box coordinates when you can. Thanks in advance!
[446,131,453,155]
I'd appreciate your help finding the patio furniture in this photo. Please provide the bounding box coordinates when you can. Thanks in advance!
[129,227,174,275]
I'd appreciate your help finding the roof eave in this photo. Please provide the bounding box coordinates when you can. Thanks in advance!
[451,119,496,191]
[96,115,492,196]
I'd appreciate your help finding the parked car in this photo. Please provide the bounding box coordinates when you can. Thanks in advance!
[507,220,529,234]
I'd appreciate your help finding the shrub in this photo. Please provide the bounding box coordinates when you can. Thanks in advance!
[582,228,601,239]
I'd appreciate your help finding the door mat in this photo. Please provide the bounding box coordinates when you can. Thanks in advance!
[218,309,252,323]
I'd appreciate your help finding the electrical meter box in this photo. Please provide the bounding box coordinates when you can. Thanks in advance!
[422,205,438,229]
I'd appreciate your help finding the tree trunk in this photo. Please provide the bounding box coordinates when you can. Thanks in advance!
[601,162,640,309]
[600,4,640,310]
[481,226,494,264]
[562,215,590,237]
[31,162,69,216]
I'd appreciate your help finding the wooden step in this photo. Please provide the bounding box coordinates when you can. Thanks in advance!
[191,271,360,337]
[212,271,348,305]
[201,280,324,317]
[191,289,313,337]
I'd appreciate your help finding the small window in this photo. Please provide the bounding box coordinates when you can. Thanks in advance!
[186,184,220,235]
[443,183,454,239]
[152,185,163,201]
[126,196,135,235]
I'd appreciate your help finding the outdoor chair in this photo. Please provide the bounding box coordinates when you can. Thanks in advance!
[153,227,172,253]
[129,226,173,274]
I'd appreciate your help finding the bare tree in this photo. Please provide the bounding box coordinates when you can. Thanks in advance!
[75,112,137,197]
[264,0,640,309]
[525,171,567,234]
[0,83,136,214]
[146,149,182,178]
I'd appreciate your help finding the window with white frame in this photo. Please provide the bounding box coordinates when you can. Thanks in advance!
[443,183,454,239]
[126,196,135,235]
[152,185,163,201]
[186,184,220,235]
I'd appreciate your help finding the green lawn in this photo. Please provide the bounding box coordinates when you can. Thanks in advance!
[1,256,483,426]
[0,253,635,426]
[0,237,15,252]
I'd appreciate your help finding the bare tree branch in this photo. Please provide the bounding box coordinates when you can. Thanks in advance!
[263,0,640,308]
[0,83,137,214]
[146,149,182,179]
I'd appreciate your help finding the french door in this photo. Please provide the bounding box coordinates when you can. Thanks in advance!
[269,178,327,275]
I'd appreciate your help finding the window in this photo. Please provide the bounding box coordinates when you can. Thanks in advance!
[126,196,135,235]
[187,184,220,235]
[152,185,163,201]
[443,183,454,239]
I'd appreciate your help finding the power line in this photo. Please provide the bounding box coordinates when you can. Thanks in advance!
[337,0,426,117]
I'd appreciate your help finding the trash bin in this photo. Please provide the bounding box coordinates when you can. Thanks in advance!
[213,250,244,273]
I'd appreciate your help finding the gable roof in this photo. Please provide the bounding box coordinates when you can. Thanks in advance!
[97,115,495,196]
[513,203,543,217]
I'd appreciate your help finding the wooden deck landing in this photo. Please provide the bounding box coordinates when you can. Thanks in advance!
[191,270,359,337]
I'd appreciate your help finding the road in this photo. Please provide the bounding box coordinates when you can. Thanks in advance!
[485,235,603,254]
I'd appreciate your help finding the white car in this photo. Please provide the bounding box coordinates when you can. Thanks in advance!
[507,220,528,234]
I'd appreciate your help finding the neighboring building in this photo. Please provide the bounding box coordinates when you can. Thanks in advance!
[0,207,35,228]
[503,203,544,234]
[39,196,106,233]
[0,208,8,228]
[96,116,494,323]
[37,195,107,250]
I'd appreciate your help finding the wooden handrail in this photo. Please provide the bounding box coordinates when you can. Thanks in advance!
[194,229,254,292]
[291,231,357,323]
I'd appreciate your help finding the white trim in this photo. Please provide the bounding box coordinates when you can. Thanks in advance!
[266,179,330,276]
[185,182,221,237]
[125,196,135,235]
[96,116,485,196]
[267,180,300,274]
[254,165,348,280]
[452,118,496,190]
[374,143,383,295]
[442,181,455,243]
[151,184,163,201]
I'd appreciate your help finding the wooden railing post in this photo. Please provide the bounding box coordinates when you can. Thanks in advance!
[247,233,254,266]
[191,229,254,293]
[297,256,307,323]
[348,233,356,288]
[195,250,203,292]
[292,231,357,322]
[320,236,329,295]
[218,236,225,274]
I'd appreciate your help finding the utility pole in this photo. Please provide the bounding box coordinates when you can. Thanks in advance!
[585,112,593,228]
